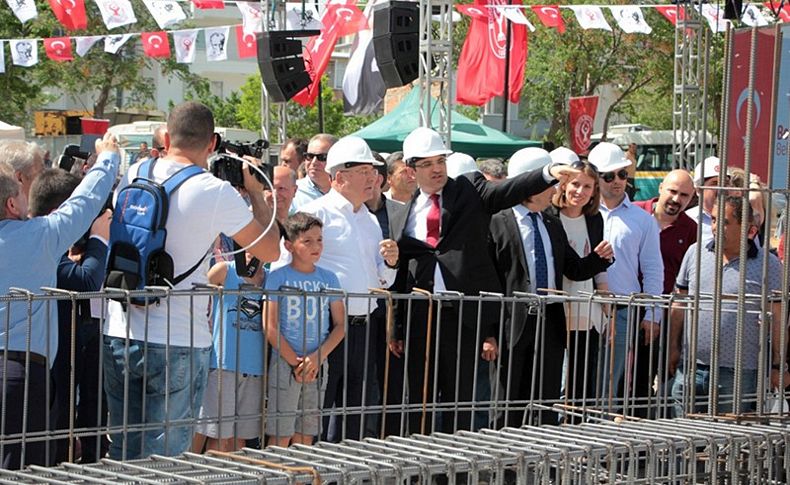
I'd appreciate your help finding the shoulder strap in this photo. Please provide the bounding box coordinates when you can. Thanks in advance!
[172,248,209,287]
[131,158,155,183]
[162,164,204,196]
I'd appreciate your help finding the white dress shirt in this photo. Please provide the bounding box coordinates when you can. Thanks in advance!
[512,205,556,294]
[302,189,396,316]
[405,189,447,292]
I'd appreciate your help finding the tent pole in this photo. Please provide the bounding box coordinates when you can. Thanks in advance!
[502,0,512,133]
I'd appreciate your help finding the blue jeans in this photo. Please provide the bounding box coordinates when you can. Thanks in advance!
[103,337,211,460]
[599,307,630,405]
[671,364,758,417]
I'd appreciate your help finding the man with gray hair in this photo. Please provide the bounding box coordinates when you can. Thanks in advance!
[0,140,45,201]
[292,133,336,210]
[479,158,506,182]
[0,133,120,469]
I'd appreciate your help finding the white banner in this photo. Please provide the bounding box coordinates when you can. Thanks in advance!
[142,0,186,29]
[10,39,38,67]
[285,2,322,30]
[0,42,5,74]
[699,4,729,33]
[104,33,132,53]
[610,6,651,34]
[4,0,37,23]
[95,0,137,29]
[205,26,230,61]
[237,1,263,34]
[569,6,611,31]
[173,29,198,63]
[75,36,103,57]
[742,4,769,27]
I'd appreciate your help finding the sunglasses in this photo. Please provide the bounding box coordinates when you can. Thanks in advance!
[569,160,598,174]
[306,152,328,162]
[600,169,629,183]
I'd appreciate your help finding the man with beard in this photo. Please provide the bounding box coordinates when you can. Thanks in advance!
[632,169,696,417]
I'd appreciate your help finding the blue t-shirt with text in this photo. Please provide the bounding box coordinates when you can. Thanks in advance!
[264,264,341,357]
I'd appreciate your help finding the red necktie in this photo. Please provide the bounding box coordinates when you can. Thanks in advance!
[426,193,440,247]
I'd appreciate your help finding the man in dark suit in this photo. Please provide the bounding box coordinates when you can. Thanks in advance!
[489,148,613,427]
[388,128,581,435]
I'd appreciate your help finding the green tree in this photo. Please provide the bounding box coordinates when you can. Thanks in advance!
[183,81,243,128]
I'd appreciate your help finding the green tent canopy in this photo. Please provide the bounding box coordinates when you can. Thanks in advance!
[352,89,541,158]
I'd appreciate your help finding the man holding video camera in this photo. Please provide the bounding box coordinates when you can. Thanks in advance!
[103,101,280,460]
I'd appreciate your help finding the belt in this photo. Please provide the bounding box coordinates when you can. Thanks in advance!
[2,350,46,367]
[348,315,368,326]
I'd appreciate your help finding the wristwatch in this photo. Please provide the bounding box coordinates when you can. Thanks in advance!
[771,362,788,372]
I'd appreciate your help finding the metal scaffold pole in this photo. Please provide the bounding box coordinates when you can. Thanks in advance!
[261,0,288,153]
[418,0,452,149]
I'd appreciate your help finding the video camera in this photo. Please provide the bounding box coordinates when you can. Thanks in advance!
[210,135,273,189]
[56,144,91,173]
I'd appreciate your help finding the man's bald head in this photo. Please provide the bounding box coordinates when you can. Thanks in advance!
[657,169,695,217]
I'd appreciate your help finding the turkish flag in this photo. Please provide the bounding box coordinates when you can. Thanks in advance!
[48,0,87,30]
[569,96,599,155]
[141,31,171,58]
[531,5,565,33]
[654,5,686,25]
[292,0,365,106]
[764,2,790,21]
[192,0,223,8]
[456,0,527,106]
[235,25,257,58]
[44,36,74,62]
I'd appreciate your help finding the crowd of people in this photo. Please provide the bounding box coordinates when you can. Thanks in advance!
[0,101,787,470]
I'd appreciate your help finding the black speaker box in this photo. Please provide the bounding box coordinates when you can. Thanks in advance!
[259,57,312,103]
[372,1,419,88]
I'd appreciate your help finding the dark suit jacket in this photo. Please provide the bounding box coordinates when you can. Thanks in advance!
[489,208,611,346]
[390,170,554,339]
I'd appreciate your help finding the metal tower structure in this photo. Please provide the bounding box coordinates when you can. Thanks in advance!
[671,1,713,171]
[418,0,453,148]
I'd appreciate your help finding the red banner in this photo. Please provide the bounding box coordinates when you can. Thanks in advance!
[456,0,528,106]
[44,37,74,62]
[726,27,777,182]
[569,95,599,155]
[531,5,565,33]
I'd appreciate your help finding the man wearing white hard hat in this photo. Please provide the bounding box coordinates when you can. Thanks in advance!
[588,142,664,410]
[685,156,727,244]
[445,152,479,179]
[389,127,580,434]
[490,147,613,426]
[299,135,400,441]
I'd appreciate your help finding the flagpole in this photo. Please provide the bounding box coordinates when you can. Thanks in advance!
[502,0,512,133]
[318,79,325,133]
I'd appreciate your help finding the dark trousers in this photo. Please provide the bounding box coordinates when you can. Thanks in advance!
[564,328,600,423]
[321,316,378,441]
[1,358,49,469]
[405,305,478,435]
[501,306,566,427]
[371,304,405,438]
[632,326,667,419]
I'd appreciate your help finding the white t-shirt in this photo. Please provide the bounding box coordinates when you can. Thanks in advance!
[104,159,253,348]
[560,213,604,332]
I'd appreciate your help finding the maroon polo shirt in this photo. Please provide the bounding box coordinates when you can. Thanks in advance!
[634,197,698,294]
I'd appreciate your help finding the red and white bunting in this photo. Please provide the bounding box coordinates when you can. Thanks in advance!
[10,39,38,67]
[568,5,611,31]
[44,36,74,61]
[743,4,770,26]
[104,33,132,54]
[205,26,229,61]
[191,0,223,9]
[654,5,684,25]
[75,36,102,56]
[234,25,257,59]
[173,29,198,63]
[94,0,137,30]
[142,0,186,29]
[141,31,171,58]
[237,1,263,34]
[531,5,565,33]
[5,0,37,23]
[495,5,535,32]
[699,4,730,33]
[48,0,88,30]
[609,6,651,34]
[285,2,322,30]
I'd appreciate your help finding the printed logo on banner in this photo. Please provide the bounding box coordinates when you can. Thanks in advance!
[488,0,508,59]
[574,114,594,154]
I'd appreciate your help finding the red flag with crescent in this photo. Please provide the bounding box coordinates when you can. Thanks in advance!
[191,0,223,8]
[44,36,74,62]
[235,25,257,58]
[654,5,686,25]
[48,0,87,30]
[764,2,790,21]
[569,96,598,155]
[456,0,528,106]
[141,31,171,58]
[292,0,365,106]
[531,5,565,33]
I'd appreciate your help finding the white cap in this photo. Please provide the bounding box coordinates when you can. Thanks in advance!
[549,146,580,166]
[325,136,383,173]
[693,156,721,185]
[403,127,452,162]
[588,142,631,173]
[446,152,478,178]
[508,147,551,178]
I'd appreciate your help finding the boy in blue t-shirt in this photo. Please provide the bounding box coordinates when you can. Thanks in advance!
[264,212,345,447]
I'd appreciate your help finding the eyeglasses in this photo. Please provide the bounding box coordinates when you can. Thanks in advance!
[570,160,598,175]
[600,169,629,183]
[306,152,328,162]
[412,157,447,170]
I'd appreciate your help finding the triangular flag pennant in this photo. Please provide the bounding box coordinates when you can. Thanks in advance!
[238,1,263,34]
[286,2,323,30]
[742,4,769,26]
[142,0,186,29]
[699,4,729,33]
[173,29,198,63]
[104,34,132,53]
[455,4,488,20]
[496,6,535,32]
[569,6,611,31]
[48,0,88,30]
[94,0,137,29]
[191,0,223,9]
[75,36,102,56]
[10,39,38,67]
[234,25,257,58]
[5,0,37,23]
[44,37,74,62]
[531,5,565,33]
[141,31,171,58]
[655,5,685,25]
[205,26,229,61]
[610,6,651,34]
[0,42,5,74]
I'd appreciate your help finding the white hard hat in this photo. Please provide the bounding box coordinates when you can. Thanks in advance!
[692,156,721,185]
[588,142,631,173]
[402,127,452,162]
[325,136,382,173]
[508,147,551,178]
[549,146,580,166]
[446,152,478,178]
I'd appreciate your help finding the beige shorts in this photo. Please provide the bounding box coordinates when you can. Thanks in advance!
[266,354,327,438]
[196,369,264,439]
